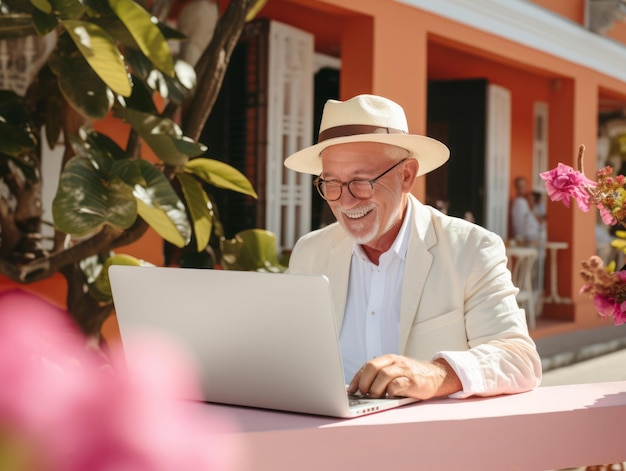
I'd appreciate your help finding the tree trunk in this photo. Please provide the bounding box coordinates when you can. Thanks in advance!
[183,0,258,141]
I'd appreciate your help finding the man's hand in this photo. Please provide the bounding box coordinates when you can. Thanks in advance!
[347,354,463,400]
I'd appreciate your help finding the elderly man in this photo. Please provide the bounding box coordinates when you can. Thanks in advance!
[284,94,541,401]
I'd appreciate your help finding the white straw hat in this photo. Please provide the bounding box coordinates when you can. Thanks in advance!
[283,94,450,176]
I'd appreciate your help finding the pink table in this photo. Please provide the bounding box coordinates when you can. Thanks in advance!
[201,382,626,470]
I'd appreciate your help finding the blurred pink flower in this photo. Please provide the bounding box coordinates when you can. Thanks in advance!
[598,204,617,225]
[615,302,626,326]
[592,294,617,319]
[0,289,238,471]
[594,295,626,326]
[539,162,596,212]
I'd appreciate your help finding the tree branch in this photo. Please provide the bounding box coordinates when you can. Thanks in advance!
[0,218,149,284]
[184,0,256,141]
[60,263,115,338]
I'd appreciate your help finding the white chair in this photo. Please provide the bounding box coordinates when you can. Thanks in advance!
[506,246,539,329]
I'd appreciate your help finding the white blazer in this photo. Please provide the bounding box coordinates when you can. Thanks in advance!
[288,195,542,397]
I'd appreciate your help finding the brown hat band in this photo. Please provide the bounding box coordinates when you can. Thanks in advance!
[318,124,407,143]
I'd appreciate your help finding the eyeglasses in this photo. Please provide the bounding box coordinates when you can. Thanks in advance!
[313,158,408,201]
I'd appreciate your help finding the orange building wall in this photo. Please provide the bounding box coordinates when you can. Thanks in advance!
[606,19,626,43]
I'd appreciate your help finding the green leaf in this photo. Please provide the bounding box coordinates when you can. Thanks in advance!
[62,19,132,97]
[615,230,626,239]
[108,0,174,76]
[157,20,186,41]
[136,198,187,247]
[52,155,137,236]
[82,0,114,15]
[31,0,53,13]
[115,107,206,166]
[0,90,33,125]
[0,122,37,158]
[85,129,129,161]
[220,229,286,272]
[32,8,57,34]
[246,0,269,21]
[178,172,213,251]
[184,158,258,198]
[145,59,196,104]
[122,159,192,247]
[111,158,147,187]
[49,0,85,19]
[49,41,115,119]
[90,253,146,301]
[119,74,158,114]
[69,134,117,175]
[123,45,152,79]
[125,48,195,104]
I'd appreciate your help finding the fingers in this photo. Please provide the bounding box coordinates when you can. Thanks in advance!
[347,355,439,399]
[347,354,398,397]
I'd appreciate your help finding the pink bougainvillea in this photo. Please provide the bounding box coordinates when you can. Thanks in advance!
[539,162,596,212]
[0,289,238,471]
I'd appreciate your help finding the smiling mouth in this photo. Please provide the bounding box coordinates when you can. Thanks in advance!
[342,207,373,219]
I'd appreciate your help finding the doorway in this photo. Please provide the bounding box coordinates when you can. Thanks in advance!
[427,79,487,225]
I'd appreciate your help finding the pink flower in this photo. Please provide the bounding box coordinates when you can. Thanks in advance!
[592,294,616,319]
[615,302,626,326]
[540,163,596,211]
[598,204,617,225]
[0,289,238,471]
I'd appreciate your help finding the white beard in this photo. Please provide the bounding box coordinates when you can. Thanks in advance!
[338,203,403,246]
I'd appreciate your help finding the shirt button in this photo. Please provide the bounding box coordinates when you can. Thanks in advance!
[370,311,376,316]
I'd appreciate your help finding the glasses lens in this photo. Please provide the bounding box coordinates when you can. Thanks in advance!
[316,180,341,201]
[347,180,374,200]
[325,182,343,200]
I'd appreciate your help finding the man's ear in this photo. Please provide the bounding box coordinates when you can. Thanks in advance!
[401,159,419,192]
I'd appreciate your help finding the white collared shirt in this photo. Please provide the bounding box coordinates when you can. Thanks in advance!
[339,203,411,382]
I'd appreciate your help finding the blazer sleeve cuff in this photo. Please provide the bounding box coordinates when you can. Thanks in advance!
[433,350,486,399]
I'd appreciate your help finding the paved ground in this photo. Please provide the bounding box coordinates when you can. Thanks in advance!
[541,346,626,386]
[534,324,626,373]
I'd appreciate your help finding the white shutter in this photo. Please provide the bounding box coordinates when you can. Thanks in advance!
[265,21,314,251]
[484,84,511,239]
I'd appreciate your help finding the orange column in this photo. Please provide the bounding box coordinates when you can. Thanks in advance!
[571,74,601,325]
[546,75,598,323]
[339,7,429,199]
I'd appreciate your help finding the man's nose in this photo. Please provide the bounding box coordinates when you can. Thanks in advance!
[335,187,359,207]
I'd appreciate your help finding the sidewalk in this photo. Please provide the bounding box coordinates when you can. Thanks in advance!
[534,323,626,372]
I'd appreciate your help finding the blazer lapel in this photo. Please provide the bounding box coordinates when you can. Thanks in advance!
[398,196,436,354]
[327,236,353,332]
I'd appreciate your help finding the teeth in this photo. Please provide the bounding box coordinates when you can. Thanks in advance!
[343,207,372,219]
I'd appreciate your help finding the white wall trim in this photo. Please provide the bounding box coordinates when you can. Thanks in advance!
[396,0,626,83]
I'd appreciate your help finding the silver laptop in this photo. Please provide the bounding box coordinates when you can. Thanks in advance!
[109,265,419,418]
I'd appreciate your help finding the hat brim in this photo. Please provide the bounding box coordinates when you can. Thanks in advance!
[283,134,450,176]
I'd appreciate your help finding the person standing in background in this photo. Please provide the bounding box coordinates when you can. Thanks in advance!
[510,176,543,244]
